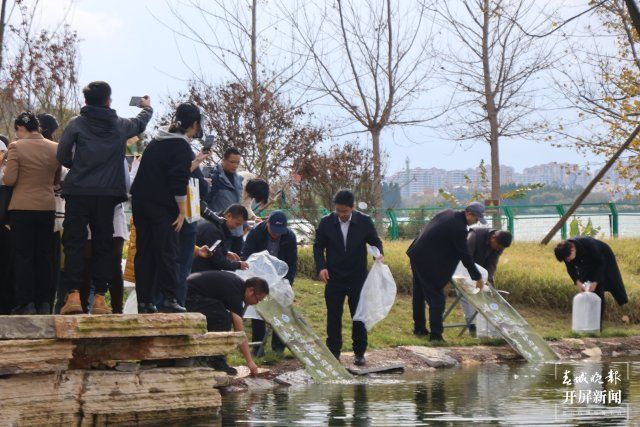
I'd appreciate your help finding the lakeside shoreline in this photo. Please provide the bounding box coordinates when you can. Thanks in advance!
[227,335,640,390]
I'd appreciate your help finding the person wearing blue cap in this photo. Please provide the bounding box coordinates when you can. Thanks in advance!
[406,202,486,342]
[241,210,298,354]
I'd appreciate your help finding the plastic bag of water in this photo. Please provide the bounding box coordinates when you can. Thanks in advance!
[235,251,294,321]
[353,246,397,331]
[572,282,601,333]
[451,262,489,294]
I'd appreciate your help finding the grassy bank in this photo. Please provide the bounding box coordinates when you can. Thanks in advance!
[297,238,640,323]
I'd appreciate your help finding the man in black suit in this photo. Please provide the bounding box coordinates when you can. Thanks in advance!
[459,228,512,335]
[554,237,628,327]
[313,190,383,366]
[407,202,486,342]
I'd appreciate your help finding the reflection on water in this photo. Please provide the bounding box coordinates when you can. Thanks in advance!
[217,359,640,426]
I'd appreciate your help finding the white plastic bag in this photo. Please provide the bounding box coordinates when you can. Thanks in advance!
[353,258,397,332]
[451,261,489,294]
[234,251,295,320]
[572,282,601,333]
[123,290,138,314]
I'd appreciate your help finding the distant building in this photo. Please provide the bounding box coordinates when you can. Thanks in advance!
[386,161,599,199]
[513,162,590,188]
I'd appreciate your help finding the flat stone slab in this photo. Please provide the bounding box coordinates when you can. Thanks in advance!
[347,362,405,376]
[1,368,225,426]
[71,331,245,368]
[401,346,459,368]
[0,316,57,339]
[0,313,207,340]
[0,339,73,375]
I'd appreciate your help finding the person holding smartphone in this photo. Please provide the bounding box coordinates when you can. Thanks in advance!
[192,204,250,273]
[57,82,152,315]
[130,102,201,314]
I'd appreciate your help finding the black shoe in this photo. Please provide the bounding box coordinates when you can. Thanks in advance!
[208,357,238,375]
[11,302,37,315]
[468,325,477,338]
[413,328,430,337]
[36,302,51,315]
[429,333,446,343]
[160,299,187,313]
[137,303,158,314]
[354,354,366,366]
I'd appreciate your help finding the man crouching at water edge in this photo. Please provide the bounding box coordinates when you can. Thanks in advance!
[186,271,269,376]
[313,189,384,367]
[554,237,628,326]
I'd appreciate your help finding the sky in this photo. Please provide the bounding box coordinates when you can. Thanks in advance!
[27,0,607,176]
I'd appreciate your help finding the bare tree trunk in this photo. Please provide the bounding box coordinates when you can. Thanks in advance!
[371,127,383,212]
[481,0,501,227]
[250,0,267,177]
[0,0,8,72]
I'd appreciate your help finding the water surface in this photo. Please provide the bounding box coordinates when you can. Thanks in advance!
[218,359,640,426]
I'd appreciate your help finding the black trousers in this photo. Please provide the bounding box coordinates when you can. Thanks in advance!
[412,270,427,331]
[411,261,446,335]
[50,231,61,310]
[132,200,179,304]
[0,224,14,314]
[9,210,55,307]
[325,279,367,357]
[186,292,232,332]
[73,237,126,313]
[110,237,125,314]
[62,195,119,295]
[252,319,285,351]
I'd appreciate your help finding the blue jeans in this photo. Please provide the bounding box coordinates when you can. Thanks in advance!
[176,221,197,305]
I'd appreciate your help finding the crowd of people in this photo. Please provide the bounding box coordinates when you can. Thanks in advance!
[0,81,278,375]
[0,80,630,376]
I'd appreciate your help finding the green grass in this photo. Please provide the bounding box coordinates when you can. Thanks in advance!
[298,238,640,322]
[233,238,640,366]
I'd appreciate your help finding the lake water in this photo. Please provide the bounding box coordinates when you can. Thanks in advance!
[215,359,640,425]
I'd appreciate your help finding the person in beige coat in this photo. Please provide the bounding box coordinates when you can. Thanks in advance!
[2,112,60,314]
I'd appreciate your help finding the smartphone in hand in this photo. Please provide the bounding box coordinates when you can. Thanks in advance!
[202,135,214,154]
[207,240,222,255]
[129,96,143,107]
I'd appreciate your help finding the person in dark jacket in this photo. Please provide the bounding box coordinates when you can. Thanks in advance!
[186,272,269,376]
[172,145,211,306]
[407,202,486,342]
[192,204,249,273]
[57,81,152,315]
[242,210,298,354]
[205,147,244,253]
[458,228,512,335]
[130,102,199,314]
[554,237,628,326]
[313,190,383,366]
